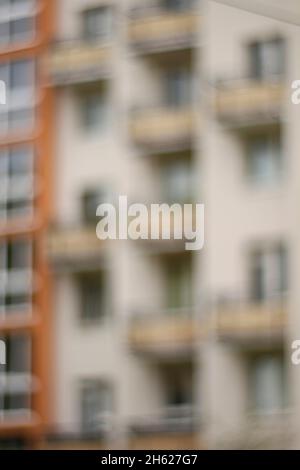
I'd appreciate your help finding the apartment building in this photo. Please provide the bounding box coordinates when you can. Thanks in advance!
[39,0,300,450]
[203,0,300,449]
[0,0,53,449]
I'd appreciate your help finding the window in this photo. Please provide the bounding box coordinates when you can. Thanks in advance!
[80,89,109,132]
[246,133,282,184]
[0,334,32,420]
[164,366,193,408]
[249,244,287,302]
[162,159,193,203]
[77,271,107,322]
[82,6,112,41]
[80,381,112,433]
[250,354,286,412]
[10,59,34,90]
[0,239,33,315]
[249,38,285,80]
[164,68,192,107]
[162,0,193,11]
[81,189,105,225]
[0,59,35,136]
[0,59,35,92]
[0,1,36,47]
[165,256,192,309]
[0,146,34,222]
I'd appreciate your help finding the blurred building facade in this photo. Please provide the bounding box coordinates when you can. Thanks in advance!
[0,0,53,449]
[2,0,300,450]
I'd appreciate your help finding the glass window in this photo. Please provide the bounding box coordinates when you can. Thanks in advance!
[163,0,193,11]
[165,256,192,309]
[0,146,34,221]
[249,245,287,302]
[249,38,285,80]
[81,381,112,432]
[0,63,9,85]
[6,334,31,373]
[9,146,33,175]
[0,60,35,136]
[77,271,107,322]
[81,189,105,225]
[246,133,282,184]
[82,7,112,41]
[0,239,32,314]
[250,354,285,412]
[164,68,192,107]
[9,108,34,132]
[10,16,34,43]
[162,159,193,204]
[80,90,108,132]
[0,22,9,46]
[0,0,36,47]
[0,333,31,418]
[7,239,31,270]
[10,59,34,90]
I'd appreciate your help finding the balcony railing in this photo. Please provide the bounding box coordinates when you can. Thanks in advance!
[125,201,198,251]
[0,372,39,430]
[218,411,293,450]
[129,5,199,54]
[128,308,202,356]
[130,107,195,152]
[46,39,112,86]
[211,295,287,344]
[131,405,197,434]
[130,405,199,449]
[48,225,105,272]
[214,77,284,128]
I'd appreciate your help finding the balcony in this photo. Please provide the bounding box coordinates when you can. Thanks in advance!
[48,225,105,272]
[214,78,284,129]
[129,6,199,54]
[219,411,292,450]
[130,107,195,152]
[46,40,112,86]
[130,405,200,450]
[44,418,113,450]
[0,372,40,436]
[212,297,287,345]
[42,433,110,450]
[126,202,200,252]
[128,308,202,357]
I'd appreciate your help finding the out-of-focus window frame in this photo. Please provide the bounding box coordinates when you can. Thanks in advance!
[0,238,33,316]
[0,145,35,223]
[0,333,32,420]
[0,0,36,48]
[244,130,283,186]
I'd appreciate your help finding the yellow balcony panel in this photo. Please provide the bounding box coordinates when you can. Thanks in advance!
[42,432,110,450]
[130,432,200,450]
[130,108,195,152]
[129,12,199,53]
[47,42,112,86]
[48,226,104,272]
[215,81,284,128]
[41,440,109,451]
[128,204,198,252]
[214,300,287,343]
[0,413,40,438]
[128,311,202,356]
[219,412,292,449]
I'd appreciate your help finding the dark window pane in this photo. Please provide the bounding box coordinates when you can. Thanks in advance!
[82,7,112,41]
[11,17,35,43]
[6,334,31,373]
[78,272,106,321]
